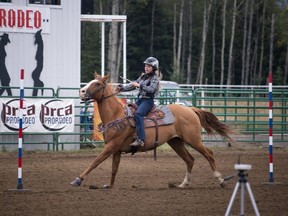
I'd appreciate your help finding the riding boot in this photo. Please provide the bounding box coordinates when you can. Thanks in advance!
[130,139,145,147]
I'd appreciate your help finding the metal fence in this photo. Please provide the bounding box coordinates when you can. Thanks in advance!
[0,86,287,151]
[193,88,287,146]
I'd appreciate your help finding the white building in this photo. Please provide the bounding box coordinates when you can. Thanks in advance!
[0,0,81,150]
[0,0,80,94]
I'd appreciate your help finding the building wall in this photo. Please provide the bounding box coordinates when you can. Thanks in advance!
[0,0,81,96]
[0,0,81,150]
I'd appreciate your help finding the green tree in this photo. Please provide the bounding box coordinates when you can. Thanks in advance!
[80,0,288,85]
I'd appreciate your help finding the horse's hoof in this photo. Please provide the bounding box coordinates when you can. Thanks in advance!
[103,184,110,189]
[220,181,226,188]
[70,177,82,187]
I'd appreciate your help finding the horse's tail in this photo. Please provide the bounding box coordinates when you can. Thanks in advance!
[191,107,235,147]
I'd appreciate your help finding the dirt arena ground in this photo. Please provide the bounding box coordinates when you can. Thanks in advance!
[0,144,287,216]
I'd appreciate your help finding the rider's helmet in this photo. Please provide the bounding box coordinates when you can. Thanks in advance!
[143,57,159,69]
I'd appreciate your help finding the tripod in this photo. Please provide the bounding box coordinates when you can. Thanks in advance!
[225,166,260,216]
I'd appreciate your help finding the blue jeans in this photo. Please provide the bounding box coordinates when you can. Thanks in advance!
[134,98,154,141]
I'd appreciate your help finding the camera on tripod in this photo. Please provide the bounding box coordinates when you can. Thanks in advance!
[225,163,260,216]
[234,164,252,171]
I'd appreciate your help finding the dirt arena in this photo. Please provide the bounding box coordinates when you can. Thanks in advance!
[0,144,287,216]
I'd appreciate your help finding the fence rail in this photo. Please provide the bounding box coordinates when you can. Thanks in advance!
[0,86,287,151]
[193,88,287,145]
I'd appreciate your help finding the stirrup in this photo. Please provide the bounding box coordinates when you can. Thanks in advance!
[130,139,145,147]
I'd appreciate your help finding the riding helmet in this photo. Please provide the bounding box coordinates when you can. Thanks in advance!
[143,57,159,69]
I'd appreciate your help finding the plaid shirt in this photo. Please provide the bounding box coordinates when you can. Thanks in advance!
[122,73,159,98]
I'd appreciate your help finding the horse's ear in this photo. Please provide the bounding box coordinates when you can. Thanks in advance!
[94,71,101,79]
[102,74,110,82]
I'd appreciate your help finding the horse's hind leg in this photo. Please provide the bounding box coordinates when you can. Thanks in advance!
[186,139,225,187]
[168,138,195,188]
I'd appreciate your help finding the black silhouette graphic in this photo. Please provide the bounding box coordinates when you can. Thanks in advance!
[0,33,12,96]
[32,29,44,96]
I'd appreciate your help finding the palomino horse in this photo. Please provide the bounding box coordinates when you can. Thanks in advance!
[71,74,235,188]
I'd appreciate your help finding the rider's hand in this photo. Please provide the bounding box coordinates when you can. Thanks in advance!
[115,84,123,92]
[132,82,140,88]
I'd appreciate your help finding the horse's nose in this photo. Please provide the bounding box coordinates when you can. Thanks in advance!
[79,88,86,97]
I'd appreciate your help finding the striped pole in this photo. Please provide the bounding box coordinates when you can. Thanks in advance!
[17,69,24,190]
[268,72,274,183]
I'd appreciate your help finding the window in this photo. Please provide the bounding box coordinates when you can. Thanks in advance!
[0,0,11,3]
[29,0,61,5]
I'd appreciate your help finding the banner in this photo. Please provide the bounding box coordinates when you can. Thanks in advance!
[0,98,74,132]
[93,102,103,141]
[0,5,50,34]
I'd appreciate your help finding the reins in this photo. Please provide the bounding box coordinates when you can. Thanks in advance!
[98,90,119,103]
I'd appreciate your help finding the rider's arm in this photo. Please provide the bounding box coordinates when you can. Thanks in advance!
[140,75,159,93]
[118,83,136,92]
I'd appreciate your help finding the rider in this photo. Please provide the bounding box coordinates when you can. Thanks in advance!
[117,57,160,147]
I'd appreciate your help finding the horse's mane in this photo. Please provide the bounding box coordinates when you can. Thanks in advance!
[103,75,126,108]
[109,82,125,107]
[94,72,127,109]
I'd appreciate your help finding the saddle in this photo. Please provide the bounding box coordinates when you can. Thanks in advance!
[126,103,174,161]
[126,103,174,128]
[98,104,174,160]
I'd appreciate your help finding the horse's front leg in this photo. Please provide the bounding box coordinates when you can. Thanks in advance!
[70,143,117,187]
[107,151,122,189]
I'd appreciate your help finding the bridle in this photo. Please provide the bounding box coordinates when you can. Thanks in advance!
[83,82,119,103]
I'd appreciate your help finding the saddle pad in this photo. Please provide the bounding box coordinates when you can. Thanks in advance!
[127,105,174,127]
[145,105,174,125]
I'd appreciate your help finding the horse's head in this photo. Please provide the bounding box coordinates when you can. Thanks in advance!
[79,74,110,102]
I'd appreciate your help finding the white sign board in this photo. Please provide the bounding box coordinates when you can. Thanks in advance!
[0,98,74,132]
[0,5,50,33]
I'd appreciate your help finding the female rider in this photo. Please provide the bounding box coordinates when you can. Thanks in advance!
[117,57,160,147]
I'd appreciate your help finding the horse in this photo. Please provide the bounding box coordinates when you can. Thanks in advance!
[70,74,235,189]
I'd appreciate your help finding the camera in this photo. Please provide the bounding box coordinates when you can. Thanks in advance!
[234,164,252,171]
